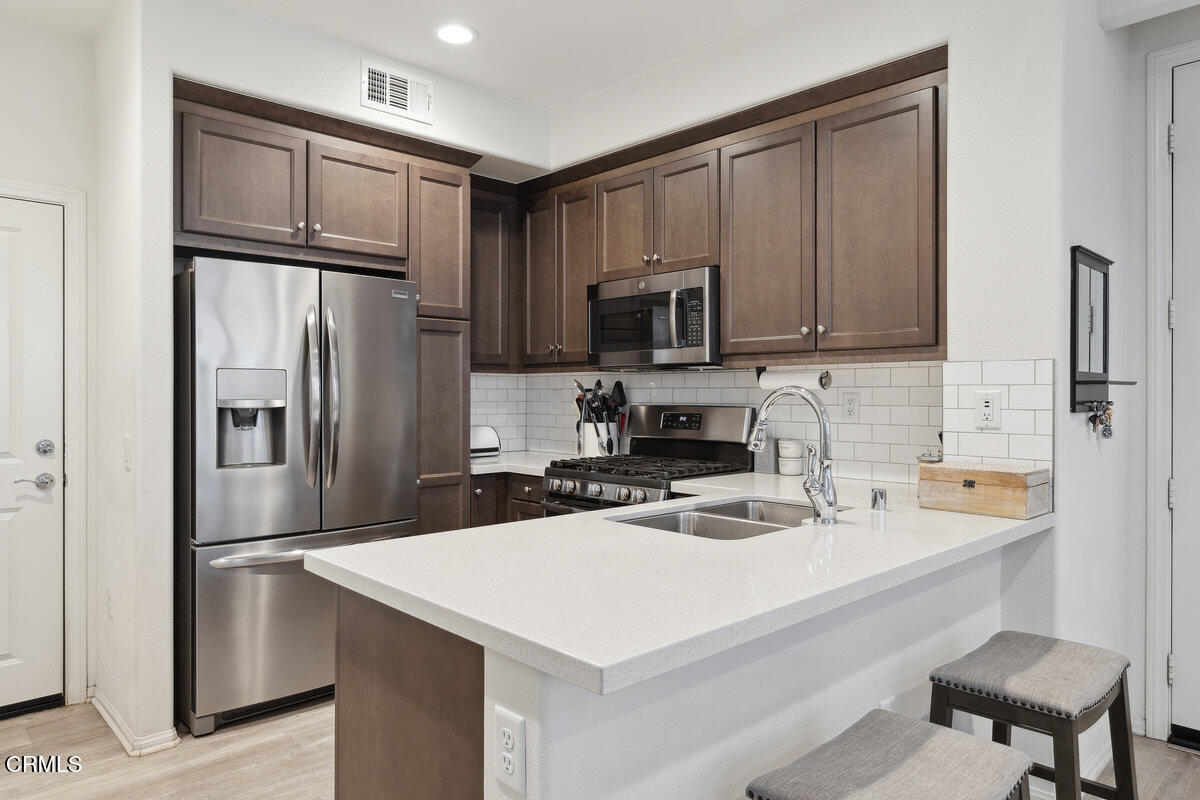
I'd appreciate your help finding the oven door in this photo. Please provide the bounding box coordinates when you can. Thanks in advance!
[588,266,720,368]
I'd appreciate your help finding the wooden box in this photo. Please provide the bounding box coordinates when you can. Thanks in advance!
[918,462,1052,519]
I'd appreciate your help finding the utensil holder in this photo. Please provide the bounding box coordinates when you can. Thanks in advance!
[579,421,620,457]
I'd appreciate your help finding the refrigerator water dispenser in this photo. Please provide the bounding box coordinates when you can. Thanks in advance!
[216,368,287,467]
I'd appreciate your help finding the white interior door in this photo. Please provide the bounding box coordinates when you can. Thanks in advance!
[0,197,64,710]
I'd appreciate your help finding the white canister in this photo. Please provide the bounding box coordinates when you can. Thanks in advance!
[778,456,807,476]
[777,439,808,459]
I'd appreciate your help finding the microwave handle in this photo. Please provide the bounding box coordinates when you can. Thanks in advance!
[668,288,681,348]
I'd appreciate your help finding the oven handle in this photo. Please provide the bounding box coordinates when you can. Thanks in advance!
[667,288,681,348]
[540,499,589,515]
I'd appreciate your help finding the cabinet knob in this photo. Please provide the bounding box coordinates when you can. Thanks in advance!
[800,326,810,336]
[652,253,661,264]
[524,485,532,494]
[296,221,305,230]
[817,324,827,334]
[556,344,563,353]
[474,488,483,496]
[642,255,650,264]
[547,343,555,352]
[312,223,322,234]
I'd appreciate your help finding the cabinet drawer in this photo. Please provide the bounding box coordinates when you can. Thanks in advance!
[507,477,545,504]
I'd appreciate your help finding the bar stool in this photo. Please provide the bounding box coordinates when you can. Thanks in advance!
[928,630,1138,800]
[745,708,1032,800]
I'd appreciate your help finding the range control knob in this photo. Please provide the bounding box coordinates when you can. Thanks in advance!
[632,489,648,503]
[587,483,604,498]
[615,486,631,502]
[562,480,577,494]
[549,478,563,492]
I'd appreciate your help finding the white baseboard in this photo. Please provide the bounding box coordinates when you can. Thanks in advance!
[91,689,180,757]
[1028,737,1113,800]
[1134,715,1147,737]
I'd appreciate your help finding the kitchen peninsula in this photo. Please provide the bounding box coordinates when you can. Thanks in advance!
[306,473,1054,799]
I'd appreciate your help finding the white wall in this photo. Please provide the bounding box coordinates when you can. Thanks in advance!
[152,0,549,179]
[1101,0,1200,28]
[0,18,94,192]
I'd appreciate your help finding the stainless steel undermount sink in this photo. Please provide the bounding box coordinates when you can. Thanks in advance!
[619,499,842,540]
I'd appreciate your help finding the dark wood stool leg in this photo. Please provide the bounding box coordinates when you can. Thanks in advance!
[1020,774,1031,800]
[929,682,953,727]
[1108,673,1140,800]
[1051,717,1082,800]
[993,720,1012,745]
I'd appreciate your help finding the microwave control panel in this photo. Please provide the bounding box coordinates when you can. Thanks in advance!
[685,296,704,347]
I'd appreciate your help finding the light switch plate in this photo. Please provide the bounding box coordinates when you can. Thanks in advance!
[973,389,1002,430]
[494,704,526,795]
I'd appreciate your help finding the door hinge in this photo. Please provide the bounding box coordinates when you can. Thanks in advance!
[1170,123,1178,154]
[1169,653,1176,685]
[1169,476,1177,509]
[1169,297,1177,330]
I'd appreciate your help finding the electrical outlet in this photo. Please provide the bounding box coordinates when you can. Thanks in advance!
[843,392,860,423]
[494,704,526,795]
[973,390,1002,430]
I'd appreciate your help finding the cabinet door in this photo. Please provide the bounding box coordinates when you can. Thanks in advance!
[417,318,470,534]
[521,196,559,365]
[556,185,597,363]
[816,88,937,350]
[181,113,306,245]
[653,151,719,273]
[410,166,470,319]
[470,475,498,527]
[597,169,654,281]
[720,124,816,355]
[509,499,545,522]
[469,193,514,366]
[308,142,408,259]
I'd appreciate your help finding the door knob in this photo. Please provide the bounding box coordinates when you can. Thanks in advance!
[35,439,54,455]
[14,473,54,489]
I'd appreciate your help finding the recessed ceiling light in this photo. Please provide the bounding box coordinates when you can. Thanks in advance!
[436,24,477,45]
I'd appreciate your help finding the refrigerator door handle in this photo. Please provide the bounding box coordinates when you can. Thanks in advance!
[304,305,321,488]
[207,533,404,569]
[325,306,342,488]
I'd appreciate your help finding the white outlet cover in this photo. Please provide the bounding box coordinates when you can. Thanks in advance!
[843,392,860,423]
[973,389,1002,430]
[495,704,526,795]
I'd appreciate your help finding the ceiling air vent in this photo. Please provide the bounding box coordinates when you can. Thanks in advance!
[361,61,432,125]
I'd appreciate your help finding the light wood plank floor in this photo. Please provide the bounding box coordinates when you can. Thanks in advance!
[0,700,333,800]
[3,701,1200,799]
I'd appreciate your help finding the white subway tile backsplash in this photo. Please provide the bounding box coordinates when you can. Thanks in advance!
[1009,384,1053,410]
[981,360,1035,386]
[942,361,982,385]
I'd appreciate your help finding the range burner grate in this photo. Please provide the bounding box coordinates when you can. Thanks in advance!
[548,454,747,481]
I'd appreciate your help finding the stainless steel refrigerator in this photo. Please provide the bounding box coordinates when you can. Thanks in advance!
[175,256,418,735]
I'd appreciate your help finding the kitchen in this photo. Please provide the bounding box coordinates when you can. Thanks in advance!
[0,0,1196,798]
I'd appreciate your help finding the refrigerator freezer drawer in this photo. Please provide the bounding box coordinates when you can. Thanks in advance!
[190,521,416,718]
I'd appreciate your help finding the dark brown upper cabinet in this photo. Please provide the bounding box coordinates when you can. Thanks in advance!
[815,87,937,350]
[417,317,470,535]
[409,166,470,319]
[469,192,515,367]
[521,195,559,365]
[181,113,307,246]
[597,169,654,281]
[556,185,597,363]
[307,142,409,260]
[652,151,719,273]
[720,125,816,356]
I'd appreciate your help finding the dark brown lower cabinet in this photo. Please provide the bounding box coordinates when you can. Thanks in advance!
[469,473,546,524]
[470,474,499,526]
[335,588,483,800]
[509,499,545,521]
[418,318,470,534]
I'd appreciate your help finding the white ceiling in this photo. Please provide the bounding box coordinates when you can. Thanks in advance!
[211,0,818,110]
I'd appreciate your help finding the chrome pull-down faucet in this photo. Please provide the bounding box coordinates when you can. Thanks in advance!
[748,386,838,524]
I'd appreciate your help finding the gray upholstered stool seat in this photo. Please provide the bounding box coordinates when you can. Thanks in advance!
[929,630,1130,719]
[745,708,1032,800]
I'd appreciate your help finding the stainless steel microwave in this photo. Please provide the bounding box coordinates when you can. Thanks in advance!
[587,266,720,369]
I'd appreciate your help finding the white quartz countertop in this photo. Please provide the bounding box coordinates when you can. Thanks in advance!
[469,450,560,476]
[306,471,1054,695]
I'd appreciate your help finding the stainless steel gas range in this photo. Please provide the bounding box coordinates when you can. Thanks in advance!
[540,404,756,515]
